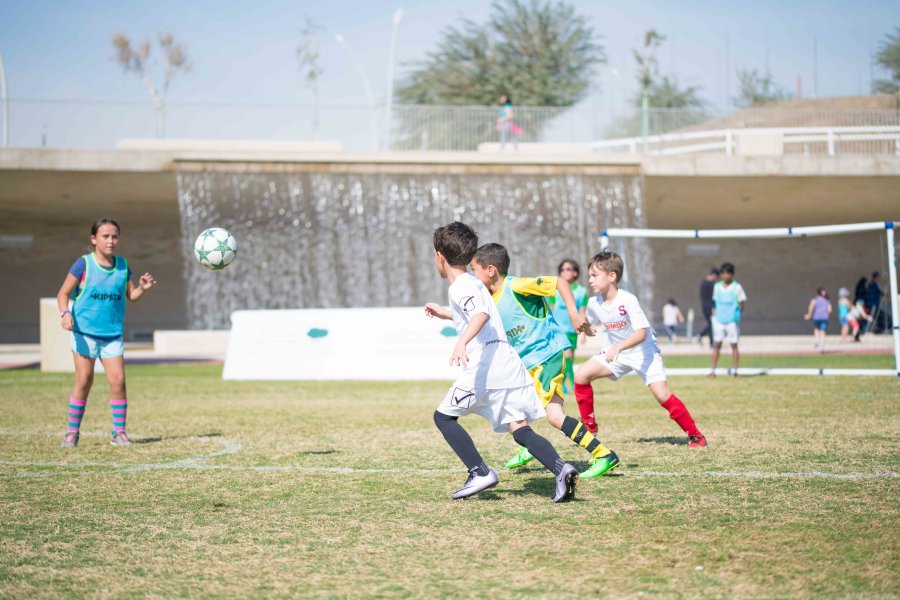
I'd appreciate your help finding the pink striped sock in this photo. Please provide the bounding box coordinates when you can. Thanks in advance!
[67,396,86,433]
[110,398,127,433]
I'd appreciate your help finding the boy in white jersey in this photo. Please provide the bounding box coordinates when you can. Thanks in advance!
[573,252,707,448]
[424,222,578,502]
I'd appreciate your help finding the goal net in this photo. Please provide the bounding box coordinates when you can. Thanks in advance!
[600,222,899,377]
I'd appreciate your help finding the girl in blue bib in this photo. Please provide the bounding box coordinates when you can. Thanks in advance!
[56,218,157,448]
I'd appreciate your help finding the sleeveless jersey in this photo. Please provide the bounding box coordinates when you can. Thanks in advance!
[72,253,129,338]
[713,280,746,324]
[494,275,570,369]
[549,283,587,335]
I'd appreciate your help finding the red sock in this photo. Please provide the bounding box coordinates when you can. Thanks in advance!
[661,394,700,437]
[574,383,598,433]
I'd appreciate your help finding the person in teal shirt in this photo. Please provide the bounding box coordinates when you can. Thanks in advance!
[57,218,157,448]
[548,259,588,393]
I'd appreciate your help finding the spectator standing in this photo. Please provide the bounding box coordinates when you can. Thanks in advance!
[496,94,519,152]
[853,276,868,305]
[710,263,747,377]
[804,287,832,353]
[661,298,685,344]
[697,268,719,347]
[837,287,852,343]
[865,272,885,333]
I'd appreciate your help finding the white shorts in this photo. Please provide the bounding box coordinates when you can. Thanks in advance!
[713,321,740,344]
[590,350,667,386]
[437,384,546,433]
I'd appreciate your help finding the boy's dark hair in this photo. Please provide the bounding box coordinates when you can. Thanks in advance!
[558,258,580,276]
[473,243,510,275]
[433,222,478,266]
[589,251,624,283]
[720,262,735,275]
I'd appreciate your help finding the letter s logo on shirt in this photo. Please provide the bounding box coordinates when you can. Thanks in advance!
[618,305,627,316]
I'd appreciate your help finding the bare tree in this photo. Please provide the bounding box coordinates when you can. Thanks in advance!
[112,32,190,138]
[634,29,665,100]
[297,17,324,139]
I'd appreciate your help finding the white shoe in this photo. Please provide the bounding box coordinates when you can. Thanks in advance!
[451,467,499,499]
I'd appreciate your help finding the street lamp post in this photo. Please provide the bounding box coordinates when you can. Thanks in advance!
[384,8,404,151]
[335,34,378,151]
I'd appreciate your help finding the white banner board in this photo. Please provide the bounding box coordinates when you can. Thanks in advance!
[222,307,460,381]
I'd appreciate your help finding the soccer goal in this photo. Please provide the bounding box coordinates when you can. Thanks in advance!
[600,221,899,377]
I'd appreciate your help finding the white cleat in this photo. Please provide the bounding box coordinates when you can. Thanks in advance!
[451,468,499,499]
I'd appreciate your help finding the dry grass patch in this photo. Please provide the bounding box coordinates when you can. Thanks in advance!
[0,365,897,598]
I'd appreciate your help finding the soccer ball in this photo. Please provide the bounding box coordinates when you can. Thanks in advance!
[194,228,237,270]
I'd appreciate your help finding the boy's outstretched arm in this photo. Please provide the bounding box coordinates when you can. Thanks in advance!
[450,312,489,368]
[424,303,452,320]
[556,278,592,335]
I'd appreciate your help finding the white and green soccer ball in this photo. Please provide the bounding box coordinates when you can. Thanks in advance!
[194,227,237,270]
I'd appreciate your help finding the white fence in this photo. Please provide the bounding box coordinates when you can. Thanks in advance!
[1,97,899,154]
[590,126,900,157]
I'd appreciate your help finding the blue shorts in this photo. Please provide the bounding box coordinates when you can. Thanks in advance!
[839,315,848,326]
[71,331,124,359]
[813,319,828,332]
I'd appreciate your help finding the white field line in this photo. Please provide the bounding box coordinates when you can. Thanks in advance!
[1,432,897,480]
[1,461,897,480]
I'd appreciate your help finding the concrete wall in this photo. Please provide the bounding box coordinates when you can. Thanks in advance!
[1,148,897,341]
[0,169,184,341]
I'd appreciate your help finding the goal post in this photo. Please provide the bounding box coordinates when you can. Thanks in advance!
[600,221,899,377]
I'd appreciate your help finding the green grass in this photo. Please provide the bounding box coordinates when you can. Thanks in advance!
[658,354,895,369]
[1,364,898,598]
[572,353,895,369]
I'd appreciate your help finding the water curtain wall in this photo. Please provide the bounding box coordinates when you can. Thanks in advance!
[175,168,652,330]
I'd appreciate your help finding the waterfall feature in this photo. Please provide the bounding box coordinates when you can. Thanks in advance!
[176,169,652,330]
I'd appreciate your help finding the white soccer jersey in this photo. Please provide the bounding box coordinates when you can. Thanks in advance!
[448,273,533,390]
[586,290,659,356]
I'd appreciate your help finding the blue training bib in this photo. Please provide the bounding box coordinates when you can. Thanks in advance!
[72,254,128,338]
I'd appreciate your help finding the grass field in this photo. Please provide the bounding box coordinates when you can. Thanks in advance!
[1,364,898,598]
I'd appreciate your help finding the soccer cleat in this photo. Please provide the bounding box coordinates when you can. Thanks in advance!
[504,447,535,469]
[110,431,132,446]
[451,468,499,499]
[688,434,708,448]
[61,432,79,448]
[579,450,621,479]
[553,463,578,503]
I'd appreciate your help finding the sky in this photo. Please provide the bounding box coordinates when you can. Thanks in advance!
[0,0,898,147]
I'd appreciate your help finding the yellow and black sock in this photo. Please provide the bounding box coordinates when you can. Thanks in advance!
[561,416,611,459]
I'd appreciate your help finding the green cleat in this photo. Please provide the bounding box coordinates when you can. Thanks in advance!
[580,450,621,479]
[504,447,535,469]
